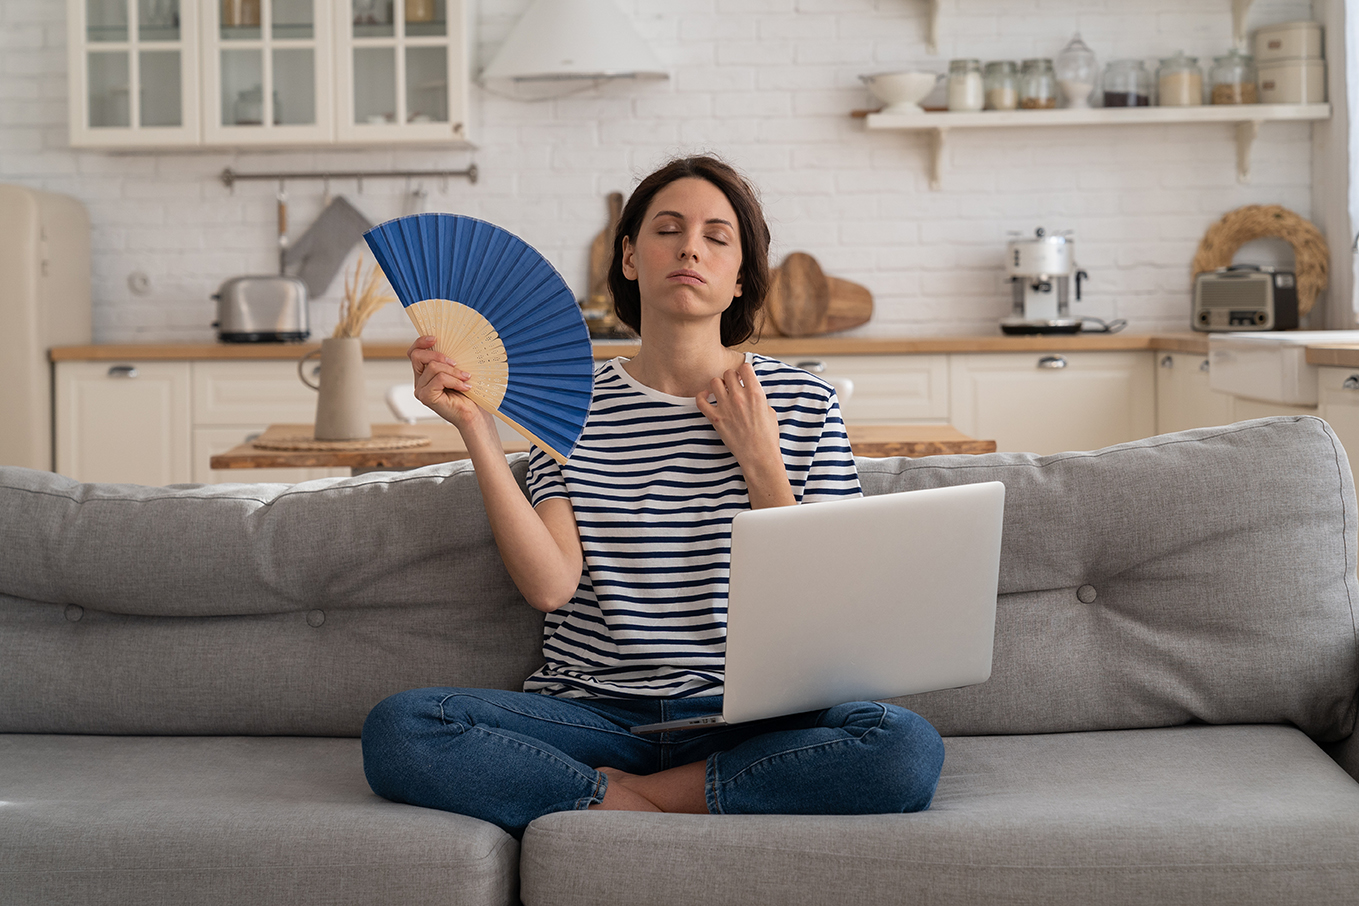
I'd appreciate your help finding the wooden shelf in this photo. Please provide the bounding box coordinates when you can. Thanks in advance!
[864,103,1331,189]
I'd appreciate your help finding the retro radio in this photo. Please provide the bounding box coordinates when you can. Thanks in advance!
[1192,265,1299,332]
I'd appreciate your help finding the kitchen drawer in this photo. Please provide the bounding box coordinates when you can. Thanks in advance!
[950,351,1155,454]
[781,354,950,423]
[192,360,414,426]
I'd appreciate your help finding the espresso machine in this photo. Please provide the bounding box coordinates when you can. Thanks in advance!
[1001,228,1089,335]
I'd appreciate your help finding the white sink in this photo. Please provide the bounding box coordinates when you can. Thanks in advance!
[1208,331,1359,406]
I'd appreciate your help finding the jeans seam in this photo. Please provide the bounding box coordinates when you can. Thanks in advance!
[470,724,602,790]
[435,691,640,740]
[713,703,891,788]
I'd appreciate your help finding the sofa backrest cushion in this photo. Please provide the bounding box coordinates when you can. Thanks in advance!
[0,460,545,735]
[2,416,1355,740]
[865,416,1359,740]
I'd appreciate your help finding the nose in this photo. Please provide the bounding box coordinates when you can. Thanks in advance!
[678,231,699,262]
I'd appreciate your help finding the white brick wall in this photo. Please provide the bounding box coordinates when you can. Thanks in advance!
[0,0,1320,342]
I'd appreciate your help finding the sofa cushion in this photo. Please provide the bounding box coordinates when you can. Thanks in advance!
[861,416,1359,741]
[0,461,545,735]
[520,724,1359,906]
[0,734,518,906]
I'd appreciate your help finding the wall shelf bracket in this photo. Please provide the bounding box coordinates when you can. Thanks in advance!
[929,127,947,191]
[1232,0,1255,48]
[925,0,940,54]
[1236,119,1261,182]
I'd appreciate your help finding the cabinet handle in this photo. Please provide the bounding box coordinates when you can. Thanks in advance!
[796,360,827,373]
[1199,359,1211,373]
[107,365,138,379]
[1343,375,1359,391]
[1159,355,1173,368]
[1037,355,1068,370]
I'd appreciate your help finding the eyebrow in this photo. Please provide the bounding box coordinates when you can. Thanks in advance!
[651,210,735,229]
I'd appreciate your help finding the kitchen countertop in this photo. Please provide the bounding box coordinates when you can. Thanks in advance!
[49,332,1211,361]
[1305,345,1359,368]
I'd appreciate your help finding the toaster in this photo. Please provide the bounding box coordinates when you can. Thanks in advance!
[212,275,310,342]
[1192,265,1299,332]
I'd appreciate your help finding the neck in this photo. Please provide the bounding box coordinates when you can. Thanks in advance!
[623,320,743,398]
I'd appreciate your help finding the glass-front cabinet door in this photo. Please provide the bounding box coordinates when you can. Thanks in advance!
[337,0,467,144]
[67,0,200,147]
[202,0,334,144]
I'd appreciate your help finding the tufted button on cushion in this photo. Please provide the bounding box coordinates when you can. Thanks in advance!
[306,609,325,628]
[1077,585,1098,604]
[64,604,83,622]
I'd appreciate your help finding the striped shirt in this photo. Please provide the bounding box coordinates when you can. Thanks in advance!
[523,353,862,699]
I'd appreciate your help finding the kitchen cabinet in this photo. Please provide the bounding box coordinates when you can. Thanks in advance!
[68,0,468,149]
[67,0,202,148]
[55,361,193,485]
[1154,352,1235,435]
[1317,366,1359,458]
[948,351,1155,455]
[784,355,950,424]
[55,358,417,484]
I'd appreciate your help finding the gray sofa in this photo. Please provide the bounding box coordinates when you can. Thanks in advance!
[3,415,1358,906]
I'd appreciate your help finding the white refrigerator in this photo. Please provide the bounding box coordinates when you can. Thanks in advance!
[0,185,92,471]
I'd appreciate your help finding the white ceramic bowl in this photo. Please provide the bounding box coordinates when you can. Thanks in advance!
[861,71,941,114]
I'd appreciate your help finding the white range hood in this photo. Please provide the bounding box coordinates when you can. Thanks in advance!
[1208,331,1359,406]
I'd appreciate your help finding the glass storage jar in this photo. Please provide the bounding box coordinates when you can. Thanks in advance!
[1054,33,1097,108]
[1210,49,1257,104]
[1018,58,1057,109]
[1157,52,1203,105]
[947,59,985,111]
[1102,59,1151,106]
[984,61,1018,110]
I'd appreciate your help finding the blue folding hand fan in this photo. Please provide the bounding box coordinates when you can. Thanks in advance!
[363,213,594,464]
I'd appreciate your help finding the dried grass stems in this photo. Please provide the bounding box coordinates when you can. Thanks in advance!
[1192,204,1328,317]
[334,254,396,338]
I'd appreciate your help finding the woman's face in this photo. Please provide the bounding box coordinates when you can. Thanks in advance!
[620,177,744,329]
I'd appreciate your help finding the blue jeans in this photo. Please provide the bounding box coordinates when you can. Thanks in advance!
[361,688,945,837]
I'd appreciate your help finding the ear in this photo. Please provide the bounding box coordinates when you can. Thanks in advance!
[620,236,638,281]
[733,276,743,298]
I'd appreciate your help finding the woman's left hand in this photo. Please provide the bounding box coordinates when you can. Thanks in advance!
[697,363,796,508]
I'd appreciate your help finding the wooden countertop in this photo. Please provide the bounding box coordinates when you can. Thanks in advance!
[210,423,997,471]
[50,332,1210,361]
[1306,345,1359,368]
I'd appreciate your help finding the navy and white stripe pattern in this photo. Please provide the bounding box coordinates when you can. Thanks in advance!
[523,353,862,700]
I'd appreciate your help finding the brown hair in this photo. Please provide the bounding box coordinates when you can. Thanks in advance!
[608,155,771,347]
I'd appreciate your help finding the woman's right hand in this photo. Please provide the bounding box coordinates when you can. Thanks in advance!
[407,336,497,438]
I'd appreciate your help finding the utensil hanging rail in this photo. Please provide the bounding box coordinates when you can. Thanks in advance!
[219,164,479,191]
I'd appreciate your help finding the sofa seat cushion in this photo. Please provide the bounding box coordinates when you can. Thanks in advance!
[0,735,518,906]
[520,725,1359,906]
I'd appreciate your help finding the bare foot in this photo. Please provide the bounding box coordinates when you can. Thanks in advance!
[588,767,662,812]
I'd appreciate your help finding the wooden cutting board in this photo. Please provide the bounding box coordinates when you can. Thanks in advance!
[759,252,873,337]
[587,192,624,302]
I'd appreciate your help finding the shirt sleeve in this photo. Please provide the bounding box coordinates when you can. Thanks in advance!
[526,445,569,506]
[800,389,863,504]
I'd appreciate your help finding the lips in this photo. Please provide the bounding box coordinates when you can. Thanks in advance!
[667,268,706,285]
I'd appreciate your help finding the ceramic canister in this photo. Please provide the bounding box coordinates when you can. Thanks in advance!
[1254,21,1324,62]
[1258,59,1326,103]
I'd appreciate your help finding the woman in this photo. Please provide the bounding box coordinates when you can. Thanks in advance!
[361,155,945,836]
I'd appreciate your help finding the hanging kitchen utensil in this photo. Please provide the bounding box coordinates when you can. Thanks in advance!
[283,196,375,297]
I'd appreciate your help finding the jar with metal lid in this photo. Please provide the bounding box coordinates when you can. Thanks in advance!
[1157,51,1203,106]
[984,61,1018,110]
[1210,49,1257,104]
[1018,59,1057,109]
[1102,59,1151,106]
[947,59,985,111]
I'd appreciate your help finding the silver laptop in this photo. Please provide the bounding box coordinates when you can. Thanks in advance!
[631,481,1005,735]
